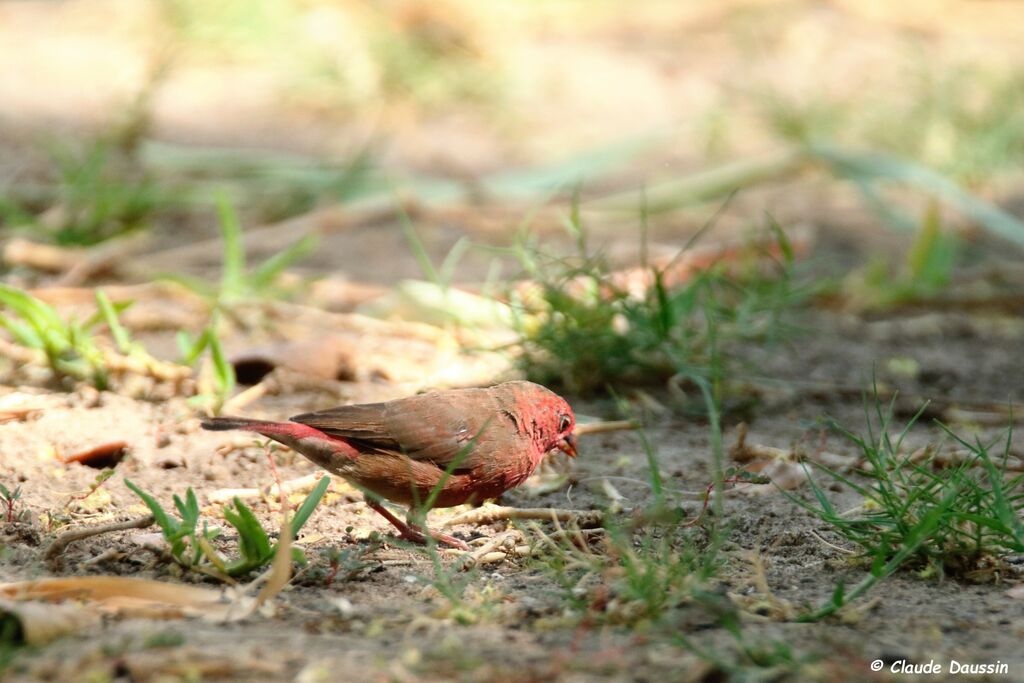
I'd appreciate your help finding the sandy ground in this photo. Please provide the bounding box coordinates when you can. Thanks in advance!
[2,237,1023,681]
[2,1,1024,681]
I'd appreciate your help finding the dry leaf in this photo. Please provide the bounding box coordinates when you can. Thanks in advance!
[0,576,244,621]
[61,441,130,468]
[231,337,356,384]
[254,513,292,610]
[0,598,99,645]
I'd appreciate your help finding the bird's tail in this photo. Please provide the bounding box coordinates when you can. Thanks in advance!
[200,416,280,432]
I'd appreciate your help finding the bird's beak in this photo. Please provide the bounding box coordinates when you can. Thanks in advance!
[556,434,578,458]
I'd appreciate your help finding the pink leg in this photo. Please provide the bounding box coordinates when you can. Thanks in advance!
[365,500,469,551]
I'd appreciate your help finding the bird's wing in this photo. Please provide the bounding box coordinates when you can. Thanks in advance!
[290,402,398,451]
[290,389,519,470]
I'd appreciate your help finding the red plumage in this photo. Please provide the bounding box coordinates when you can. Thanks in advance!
[201,381,577,549]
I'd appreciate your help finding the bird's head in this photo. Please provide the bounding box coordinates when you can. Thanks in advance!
[505,381,577,459]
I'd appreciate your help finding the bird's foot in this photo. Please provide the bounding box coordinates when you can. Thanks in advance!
[398,524,471,551]
[366,500,469,551]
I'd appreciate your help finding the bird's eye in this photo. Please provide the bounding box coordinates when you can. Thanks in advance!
[558,414,572,432]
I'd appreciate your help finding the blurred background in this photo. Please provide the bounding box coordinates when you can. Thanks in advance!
[2,0,1024,392]
[3,4,1024,679]
[3,0,1023,260]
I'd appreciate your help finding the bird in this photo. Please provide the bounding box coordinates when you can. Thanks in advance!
[201,380,577,550]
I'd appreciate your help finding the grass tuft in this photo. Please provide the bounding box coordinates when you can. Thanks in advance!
[509,204,807,400]
[124,476,330,578]
[844,202,958,309]
[0,484,24,524]
[0,138,159,247]
[787,387,1024,619]
[164,193,318,311]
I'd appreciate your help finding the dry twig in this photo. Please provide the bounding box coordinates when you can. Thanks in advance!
[455,530,523,571]
[43,514,155,563]
[207,473,330,505]
[573,420,640,437]
[0,337,191,385]
[443,504,603,529]
[221,381,270,414]
[0,406,42,423]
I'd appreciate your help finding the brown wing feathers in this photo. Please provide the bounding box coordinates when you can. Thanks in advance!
[290,403,399,452]
[289,389,520,470]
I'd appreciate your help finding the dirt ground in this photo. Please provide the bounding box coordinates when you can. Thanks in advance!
[3,1,1024,682]
[2,233,1023,682]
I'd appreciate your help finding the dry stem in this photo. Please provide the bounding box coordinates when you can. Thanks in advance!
[44,514,156,563]
[443,505,604,529]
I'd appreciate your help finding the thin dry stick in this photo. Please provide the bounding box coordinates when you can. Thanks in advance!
[101,349,192,383]
[808,530,857,556]
[572,476,710,501]
[4,236,150,284]
[600,478,626,513]
[0,338,45,366]
[0,337,191,384]
[524,522,595,572]
[4,238,86,272]
[730,423,785,463]
[573,420,640,437]
[263,444,286,507]
[57,235,152,286]
[0,407,42,423]
[549,508,590,557]
[729,423,851,471]
[679,474,772,528]
[456,530,523,571]
[207,473,326,505]
[221,381,270,414]
[443,505,604,529]
[81,548,123,566]
[44,514,155,562]
[471,551,511,566]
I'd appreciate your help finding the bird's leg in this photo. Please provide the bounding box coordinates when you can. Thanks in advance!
[365,499,469,551]
[405,511,472,552]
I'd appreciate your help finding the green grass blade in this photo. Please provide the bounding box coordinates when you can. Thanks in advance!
[0,284,66,332]
[0,314,44,349]
[83,298,132,332]
[95,290,133,354]
[158,273,218,299]
[635,427,664,506]
[809,144,1024,248]
[398,205,440,285]
[592,150,807,214]
[290,476,330,537]
[437,236,472,287]
[172,488,201,533]
[207,328,235,401]
[250,233,319,291]
[177,328,210,366]
[486,132,661,200]
[215,193,246,301]
[224,498,272,562]
[124,479,178,537]
[798,485,956,622]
